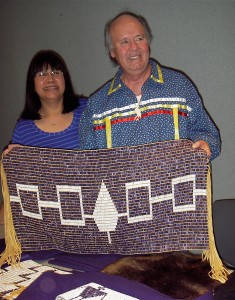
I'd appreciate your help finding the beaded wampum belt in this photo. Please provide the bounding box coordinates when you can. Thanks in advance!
[0,139,228,282]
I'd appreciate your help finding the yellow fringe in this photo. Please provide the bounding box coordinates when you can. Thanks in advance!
[0,155,21,268]
[202,165,229,283]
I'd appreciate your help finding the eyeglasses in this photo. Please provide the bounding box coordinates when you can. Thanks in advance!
[34,70,64,79]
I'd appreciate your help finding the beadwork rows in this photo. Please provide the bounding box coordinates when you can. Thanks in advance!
[3,139,209,254]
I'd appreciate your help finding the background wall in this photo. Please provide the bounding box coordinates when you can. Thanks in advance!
[0,0,234,203]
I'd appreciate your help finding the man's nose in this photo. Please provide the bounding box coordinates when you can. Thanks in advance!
[130,39,138,49]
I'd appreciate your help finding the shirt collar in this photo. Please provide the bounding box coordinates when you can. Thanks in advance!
[108,59,164,96]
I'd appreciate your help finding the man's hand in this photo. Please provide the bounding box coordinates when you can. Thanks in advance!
[192,140,211,158]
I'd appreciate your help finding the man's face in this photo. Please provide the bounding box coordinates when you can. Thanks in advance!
[110,15,150,77]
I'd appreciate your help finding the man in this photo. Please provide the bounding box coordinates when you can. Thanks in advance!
[79,11,220,160]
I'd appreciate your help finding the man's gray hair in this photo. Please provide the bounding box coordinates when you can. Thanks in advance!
[104,11,153,54]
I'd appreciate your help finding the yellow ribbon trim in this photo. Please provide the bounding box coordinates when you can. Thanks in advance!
[172,106,179,140]
[0,155,22,268]
[202,165,229,283]
[105,117,112,148]
[108,78,121,95]
[150,64,164,83]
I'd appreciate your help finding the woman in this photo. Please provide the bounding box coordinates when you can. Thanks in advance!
[0,50,87,223]
[8,49,86,150]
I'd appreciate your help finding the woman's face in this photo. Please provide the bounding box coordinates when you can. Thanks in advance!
[34,65,65,104]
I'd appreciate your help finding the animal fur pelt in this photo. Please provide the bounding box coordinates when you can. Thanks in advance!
[102,251,222,299]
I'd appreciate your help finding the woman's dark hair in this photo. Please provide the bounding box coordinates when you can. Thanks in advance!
[20,49,78,120]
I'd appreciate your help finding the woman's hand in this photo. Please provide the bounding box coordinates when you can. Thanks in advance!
[3,144,21,155]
